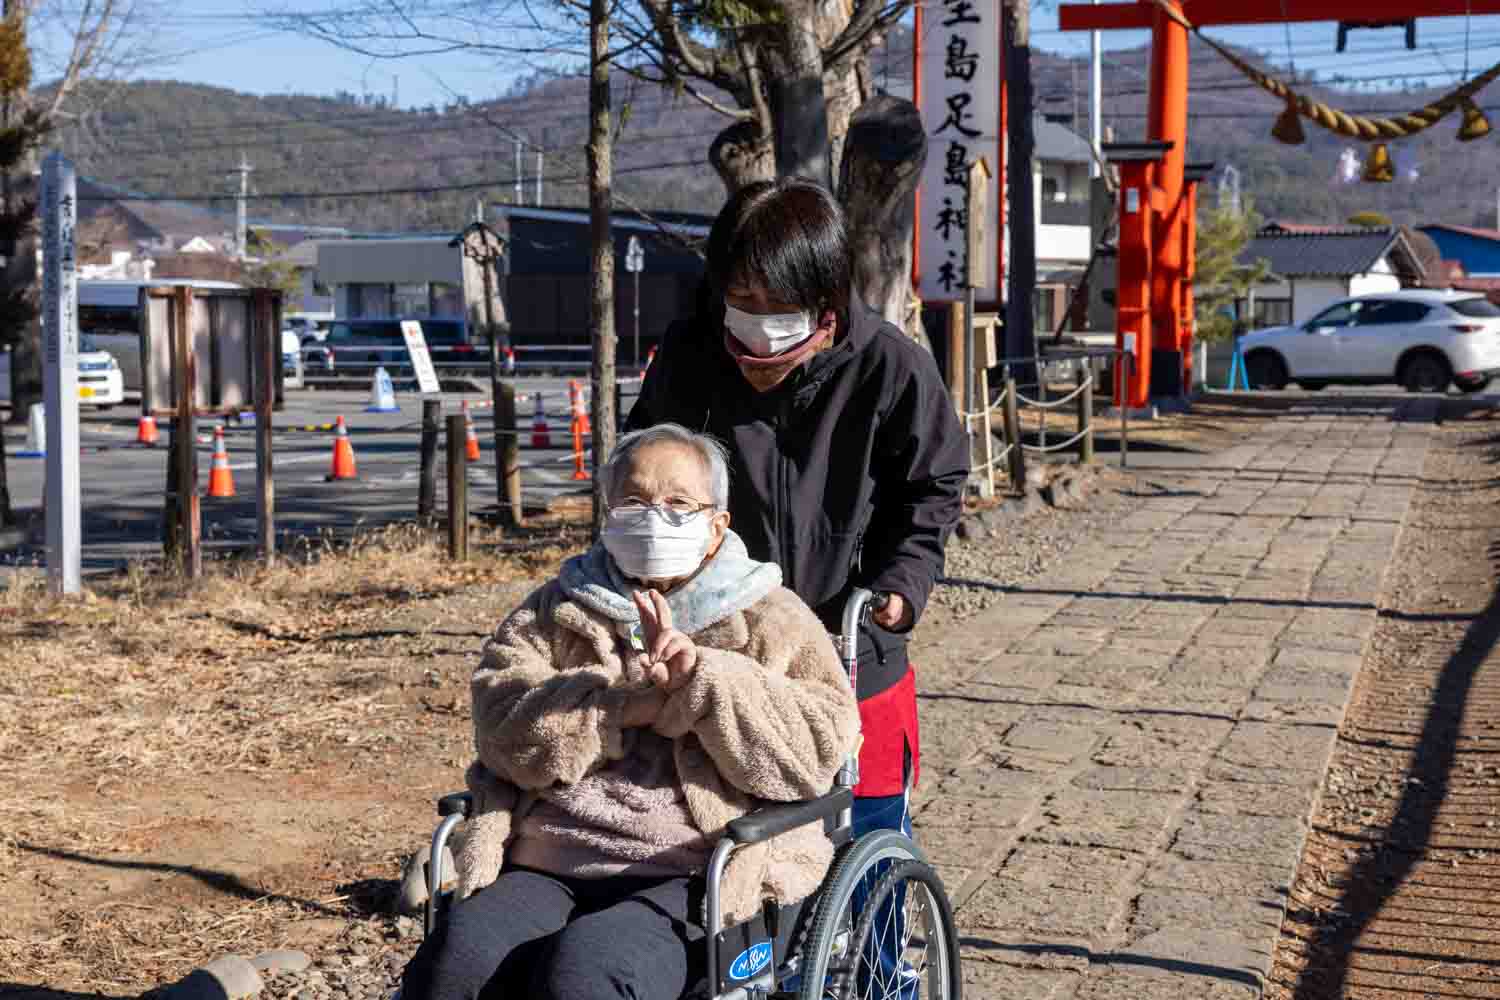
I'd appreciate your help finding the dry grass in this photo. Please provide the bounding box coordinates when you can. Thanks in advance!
[0,517,590,995]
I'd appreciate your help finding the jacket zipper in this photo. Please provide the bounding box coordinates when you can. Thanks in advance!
[775,392,794,587]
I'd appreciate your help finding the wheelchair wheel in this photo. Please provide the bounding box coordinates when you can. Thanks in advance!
[795,830,961,1000]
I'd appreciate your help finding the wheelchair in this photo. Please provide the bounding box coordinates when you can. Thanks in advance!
[418,589,961,1000]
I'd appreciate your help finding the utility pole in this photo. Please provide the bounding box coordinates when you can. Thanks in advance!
[235,155,252,259]
[1090,0,1103,177]
[536,148,544,206]
[514,137,523,204]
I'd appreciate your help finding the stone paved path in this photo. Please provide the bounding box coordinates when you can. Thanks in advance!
[908,399,1438,1000]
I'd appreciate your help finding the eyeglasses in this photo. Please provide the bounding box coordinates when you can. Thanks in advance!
[609,496,715,527]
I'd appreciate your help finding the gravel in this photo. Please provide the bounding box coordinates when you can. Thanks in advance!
[252,919,421,1000]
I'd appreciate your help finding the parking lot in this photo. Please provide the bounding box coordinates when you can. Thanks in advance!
[1,376,636,572]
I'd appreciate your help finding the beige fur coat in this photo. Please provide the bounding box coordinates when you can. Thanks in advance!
[456,578,860,925]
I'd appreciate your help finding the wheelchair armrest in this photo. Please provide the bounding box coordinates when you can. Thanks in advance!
[437,792,474,818]
[726,788,853,845]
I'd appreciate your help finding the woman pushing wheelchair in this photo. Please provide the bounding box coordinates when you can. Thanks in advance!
[401,423,861,1000]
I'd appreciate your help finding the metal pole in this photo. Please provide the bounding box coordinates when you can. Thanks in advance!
[1120,351,1130,469]
[633,269,641,368]
[514,137,523,204]
[419,399,441,526]
[535,149,543,206]
[174,287,201,579]
[40,152,80,595]
[1090,0,1103,179]
[447,413,468,561]
[254,290,276,565]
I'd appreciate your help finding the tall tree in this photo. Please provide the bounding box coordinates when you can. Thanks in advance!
[5,0,165,422]
[588,0,616,537]
[1194,195,1267,341]
[0,7,46,524]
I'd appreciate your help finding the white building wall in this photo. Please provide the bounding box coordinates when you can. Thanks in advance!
[1291,279,1353,324]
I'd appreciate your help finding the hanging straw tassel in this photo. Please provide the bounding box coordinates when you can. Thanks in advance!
[1458,98,1492,141]
[1271,98,1306,144]
[1362,143,1395,183]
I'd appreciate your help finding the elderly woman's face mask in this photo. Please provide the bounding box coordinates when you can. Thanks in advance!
[602,501,715,581]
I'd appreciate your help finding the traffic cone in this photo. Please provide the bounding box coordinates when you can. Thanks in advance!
[569,380,591,435]
[531,391,551,448]
[328,415,358,481]
[463,401,481,461]
[207,426,235,498]
[570,416,589,481]
[136,413,160,446]
[16,403,44,458]
[365,366,400,413]
[641,346,657,378]
[504,347,516,376]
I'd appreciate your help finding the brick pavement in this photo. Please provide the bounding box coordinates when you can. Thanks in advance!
[908,400,1439,999]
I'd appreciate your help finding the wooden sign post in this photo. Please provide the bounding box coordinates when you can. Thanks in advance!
[964,158,994,498]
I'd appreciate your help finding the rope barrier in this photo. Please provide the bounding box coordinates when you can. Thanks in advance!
[1150,0,1500,143]
[1015,377,1093,410]
[1021,427,1092,455]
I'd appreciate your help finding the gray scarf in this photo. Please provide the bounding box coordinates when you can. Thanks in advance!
[558,529,781,636]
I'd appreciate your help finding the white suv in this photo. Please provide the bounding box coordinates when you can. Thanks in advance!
[1239,289,1500,394]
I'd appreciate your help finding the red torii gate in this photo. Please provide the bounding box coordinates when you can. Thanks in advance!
[1058,0,1500,407]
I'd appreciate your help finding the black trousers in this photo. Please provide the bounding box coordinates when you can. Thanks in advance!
[402,866,706,1000]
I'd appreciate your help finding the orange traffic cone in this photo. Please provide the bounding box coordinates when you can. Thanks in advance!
[571,416,589,481]
[641,346,656,378]
[569,380,591,435]
[136,413,159,446]
[463,401,481,461]
[207,426,235,498]
[328,415,357,481]
[531,391,551,448]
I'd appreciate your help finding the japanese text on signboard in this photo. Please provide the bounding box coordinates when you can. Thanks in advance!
[917,0,1001,303]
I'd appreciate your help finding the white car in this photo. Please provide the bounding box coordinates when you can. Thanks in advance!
[1239,289,1500,394]
[0,336,125,409]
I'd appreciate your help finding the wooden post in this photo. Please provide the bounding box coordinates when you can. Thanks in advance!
[446,413,468,561]
[946,300,966,414]
[973,337,995,499]
[1077,364,1095,464]
[496,382,524,529]
[419,399,441,526]
[253,290,276,564]
[1004,0,1038,367]
[1003,374,1026,490]
[163,426,180,561]
[173,287,201,579]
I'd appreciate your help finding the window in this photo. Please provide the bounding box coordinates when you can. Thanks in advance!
[1306,302,1361,328]
[1041,176,1061,203]
[1449,297,1500,318]
[392,282,430,317]
[1249,299,1291,329]
[349,283,392,318]
[430,282,464,318]
[1355,300,1430,325]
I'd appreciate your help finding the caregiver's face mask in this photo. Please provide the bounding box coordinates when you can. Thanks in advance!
[602,501,715,582]
[724,302,816,358]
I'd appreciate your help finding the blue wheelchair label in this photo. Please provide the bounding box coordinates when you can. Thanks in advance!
[728,941,773,981]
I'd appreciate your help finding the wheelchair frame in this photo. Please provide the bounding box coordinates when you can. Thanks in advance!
[421,589,961,1000]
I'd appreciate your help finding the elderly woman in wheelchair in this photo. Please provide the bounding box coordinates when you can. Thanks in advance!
[402,423,960,1000]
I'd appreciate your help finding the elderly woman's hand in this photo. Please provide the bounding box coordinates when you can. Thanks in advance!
[633,589,698,691]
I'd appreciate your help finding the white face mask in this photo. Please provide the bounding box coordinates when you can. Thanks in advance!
[724,302,816,358]
[602,506,714,581]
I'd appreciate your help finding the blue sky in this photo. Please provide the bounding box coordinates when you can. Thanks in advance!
[77,1,1500,108]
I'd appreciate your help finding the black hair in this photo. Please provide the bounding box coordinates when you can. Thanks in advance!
[705,178,852,324]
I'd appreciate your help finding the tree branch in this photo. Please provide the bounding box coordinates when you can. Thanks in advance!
[824,0,909,71]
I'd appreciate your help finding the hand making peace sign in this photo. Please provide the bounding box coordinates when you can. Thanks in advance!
[632,589,699,691]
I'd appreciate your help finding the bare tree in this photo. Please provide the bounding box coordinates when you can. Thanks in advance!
[587,0,615,537]
[5,0,167,421]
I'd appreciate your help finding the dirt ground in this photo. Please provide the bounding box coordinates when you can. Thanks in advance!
[1267,403,1500,999]
[0,393,1315,999]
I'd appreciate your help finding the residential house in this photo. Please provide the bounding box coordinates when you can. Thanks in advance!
[1236,225,1426,328]
[1417,223,1500,277]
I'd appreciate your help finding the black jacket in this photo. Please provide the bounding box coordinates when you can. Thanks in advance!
[625,296,969,700]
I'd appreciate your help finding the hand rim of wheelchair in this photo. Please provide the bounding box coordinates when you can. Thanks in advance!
[418,588,960,999]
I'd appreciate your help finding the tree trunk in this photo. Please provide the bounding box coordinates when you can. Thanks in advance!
[767,13,831,189]
[837,95,929,353]
[6,165,36,425]
[709,120,775,196]
[587,0,616,538]
[1004,0,1037,365]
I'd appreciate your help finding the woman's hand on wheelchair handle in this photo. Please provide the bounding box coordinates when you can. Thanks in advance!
[871,591,912,631]
[633,589,699,691]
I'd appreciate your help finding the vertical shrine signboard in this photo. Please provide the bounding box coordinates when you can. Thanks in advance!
[41,152,80,596]
[917,0,1002,304]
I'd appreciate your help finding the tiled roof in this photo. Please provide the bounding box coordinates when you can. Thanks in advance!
[1421,223,1500,243]
[1035,116,1094,164]
[1240,227,1410,278]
